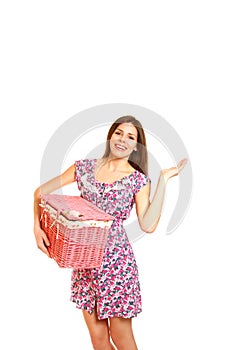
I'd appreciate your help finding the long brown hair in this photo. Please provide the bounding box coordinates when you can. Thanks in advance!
[102,116,148,175]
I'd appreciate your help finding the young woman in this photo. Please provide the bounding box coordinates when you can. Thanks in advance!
[34,115,187,350]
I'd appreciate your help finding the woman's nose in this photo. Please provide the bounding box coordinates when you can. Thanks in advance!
[119,135,126,142]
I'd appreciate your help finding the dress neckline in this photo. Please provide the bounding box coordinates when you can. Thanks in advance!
[93,158,137,186]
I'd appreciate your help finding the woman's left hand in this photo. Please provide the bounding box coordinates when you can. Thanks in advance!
[161,158,188,181]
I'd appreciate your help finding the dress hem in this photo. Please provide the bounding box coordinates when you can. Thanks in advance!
[70,297,142,320]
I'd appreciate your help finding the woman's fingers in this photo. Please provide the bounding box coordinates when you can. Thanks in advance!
[161,158,188,180]
[34,227,51,257]
[38,238,51,257]
[38,240,50,257]
[177,158,188,172]
[42,231,50,248]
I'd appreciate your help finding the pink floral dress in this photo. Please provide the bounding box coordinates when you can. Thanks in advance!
[71,159,151,319]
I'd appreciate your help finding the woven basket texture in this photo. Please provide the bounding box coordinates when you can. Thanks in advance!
[40,194,114,268]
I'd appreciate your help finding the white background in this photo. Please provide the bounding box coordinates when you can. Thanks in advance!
[1,1,232,349]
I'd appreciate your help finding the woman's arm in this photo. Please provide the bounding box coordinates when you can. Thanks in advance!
[136,158,188,233]
[33,163,76,256]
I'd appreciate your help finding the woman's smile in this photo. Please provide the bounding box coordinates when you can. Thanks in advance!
[114,143,128,151]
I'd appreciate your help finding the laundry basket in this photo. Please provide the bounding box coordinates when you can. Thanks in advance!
[40,194,114,269]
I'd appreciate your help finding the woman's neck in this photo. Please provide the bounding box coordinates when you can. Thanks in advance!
[102,156,131,172]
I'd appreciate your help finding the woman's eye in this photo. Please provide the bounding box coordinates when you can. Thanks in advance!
[115,131,121,135]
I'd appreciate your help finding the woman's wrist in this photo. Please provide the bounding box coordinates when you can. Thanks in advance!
[34,217,41,229]
[159,171,170,184]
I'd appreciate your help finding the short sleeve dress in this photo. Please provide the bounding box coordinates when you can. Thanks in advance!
[70,158,151,320]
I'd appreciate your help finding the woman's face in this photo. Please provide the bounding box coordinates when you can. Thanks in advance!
[109,122,138,159]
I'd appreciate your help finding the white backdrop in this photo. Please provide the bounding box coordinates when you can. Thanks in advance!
[1,1,232,349]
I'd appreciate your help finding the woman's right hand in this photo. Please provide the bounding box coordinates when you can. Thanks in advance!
[34,225,51,257]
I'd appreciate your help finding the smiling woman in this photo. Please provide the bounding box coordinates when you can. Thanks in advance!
[33,115,187,350]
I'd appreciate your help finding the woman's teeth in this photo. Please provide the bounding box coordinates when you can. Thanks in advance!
[115,144,127,151]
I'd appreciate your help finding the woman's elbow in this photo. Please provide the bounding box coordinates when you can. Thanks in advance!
[144,227,157,234]
[141,222,158,234]
[34,187,41,201]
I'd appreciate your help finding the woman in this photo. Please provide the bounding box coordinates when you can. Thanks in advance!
[34,115,187,350]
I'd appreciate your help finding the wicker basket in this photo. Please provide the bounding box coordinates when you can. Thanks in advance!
[40,194,114,269]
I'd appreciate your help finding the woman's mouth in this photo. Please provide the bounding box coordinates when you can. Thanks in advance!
[114,144,127,151]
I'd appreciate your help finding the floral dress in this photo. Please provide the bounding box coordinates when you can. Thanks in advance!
[70,158,151,320]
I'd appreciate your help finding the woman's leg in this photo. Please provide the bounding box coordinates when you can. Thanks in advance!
[109,317,138,350]
[82,308,115,350]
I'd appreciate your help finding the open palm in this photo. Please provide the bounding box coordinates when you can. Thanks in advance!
[161,158,188,181]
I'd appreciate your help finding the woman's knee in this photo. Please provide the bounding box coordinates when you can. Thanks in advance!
[109,317,137,349]
[90,332,111,350]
